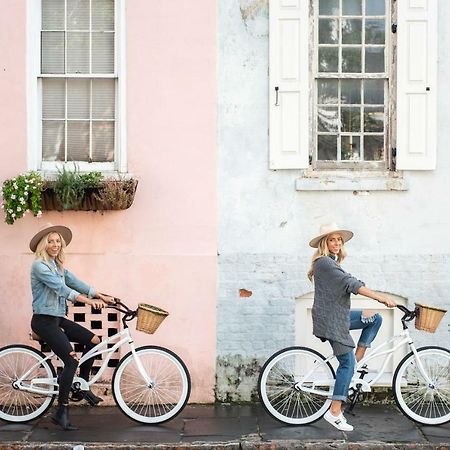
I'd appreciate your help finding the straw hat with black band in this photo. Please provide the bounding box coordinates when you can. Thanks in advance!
[309,223,353,248]
[29,224,72,253]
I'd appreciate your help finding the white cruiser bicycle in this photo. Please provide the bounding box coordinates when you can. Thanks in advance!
[259,305,450,426]
[0,299,191,424]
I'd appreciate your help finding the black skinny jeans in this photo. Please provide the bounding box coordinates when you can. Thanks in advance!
[31,314,96,405]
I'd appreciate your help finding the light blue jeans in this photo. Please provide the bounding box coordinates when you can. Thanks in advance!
[332,310,383,401]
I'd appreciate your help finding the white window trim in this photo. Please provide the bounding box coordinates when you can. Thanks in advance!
[26,0,127,175]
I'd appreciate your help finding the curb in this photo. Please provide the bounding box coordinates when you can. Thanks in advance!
[1,441,449,450]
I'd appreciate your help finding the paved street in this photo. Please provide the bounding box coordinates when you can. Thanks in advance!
[0,403,449,449]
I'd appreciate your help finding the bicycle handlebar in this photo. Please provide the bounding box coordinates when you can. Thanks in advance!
[106,298,138,328]
[396,304,417,329]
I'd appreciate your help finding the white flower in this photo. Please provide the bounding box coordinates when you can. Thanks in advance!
[8,209,13,213]
[36,211,42,218]
[11,213,15,217]
[13,183,18,189]
[17,206,22,212]
[11,194,16,200]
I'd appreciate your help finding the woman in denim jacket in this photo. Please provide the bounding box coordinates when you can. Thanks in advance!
[30,224,114,430]
[307,223,396,432]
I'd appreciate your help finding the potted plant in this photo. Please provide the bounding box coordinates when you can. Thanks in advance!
[1,169,138,224]
[1,172,43,224]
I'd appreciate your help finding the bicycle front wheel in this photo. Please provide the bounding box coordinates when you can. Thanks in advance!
[112,345,191,424]
[393,346,450,425]
[258,346,335,425]
[0,345,56,422]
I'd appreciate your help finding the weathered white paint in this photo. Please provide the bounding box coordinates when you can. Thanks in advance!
[218,0,450,400]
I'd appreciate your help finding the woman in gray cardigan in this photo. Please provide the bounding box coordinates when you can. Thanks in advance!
[307,223,396,431]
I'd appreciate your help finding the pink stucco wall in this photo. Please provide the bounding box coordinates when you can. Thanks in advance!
[0,1,217,402]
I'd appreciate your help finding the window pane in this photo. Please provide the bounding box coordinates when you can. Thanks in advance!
[92,33,115,73]
[341,107,361,132]
[67,0,89,30]
[67,32,90,73]
[42,0,64,30]
[92,79,115,119]
[67,121,90,161]
[341,79,361,104]
[365,19,385,44]
[318,135,337,160]
[342,136,361,160]
[342,47,361,72]
[43,79,65,119]
[68,79,90,119]
[318,107,339,132]
[343,0,362,16]
[319,0,339,16]
[319,19,339,44]
[319,47,339,72]
[92,0,114,31]
[364,79,384,104]
[318,79,338,104]
[92,122,114,162]
[42,121,65,161]
[41,32,65,74]
[364,106,384,132]
[364,135,384,160]
[342,19,362,44]
[365,0,385,16]
[365,47,384,72]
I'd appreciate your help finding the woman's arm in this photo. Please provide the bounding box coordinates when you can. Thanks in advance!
[357,286,397,307]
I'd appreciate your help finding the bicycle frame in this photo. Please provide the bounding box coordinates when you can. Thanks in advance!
[15,303,153,397]
[297,325,433,397]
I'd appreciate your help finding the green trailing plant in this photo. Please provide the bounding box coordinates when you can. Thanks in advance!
[1,172,44,224]
[53,166,103,210]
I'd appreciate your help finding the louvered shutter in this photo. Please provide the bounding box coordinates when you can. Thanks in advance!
[269,0,309,169]
[396,0,437,170]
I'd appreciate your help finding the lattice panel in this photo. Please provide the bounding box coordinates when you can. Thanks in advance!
[40,302,120,381]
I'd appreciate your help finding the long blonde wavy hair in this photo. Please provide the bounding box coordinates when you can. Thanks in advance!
[307,234,347,281]
[34,232,67,271]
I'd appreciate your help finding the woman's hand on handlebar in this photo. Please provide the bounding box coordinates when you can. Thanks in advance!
[379,296,397,308]
[97,293,116,305]
[88,298,107,310]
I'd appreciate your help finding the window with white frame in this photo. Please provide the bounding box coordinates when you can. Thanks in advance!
[269,0,437,174]
[31,0,124,173]
[315,0,389,169]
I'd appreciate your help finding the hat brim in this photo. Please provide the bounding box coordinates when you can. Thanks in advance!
[309,230,353,248]
[29,225,72,252]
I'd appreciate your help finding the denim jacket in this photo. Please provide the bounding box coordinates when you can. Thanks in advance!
[31,259,96,317]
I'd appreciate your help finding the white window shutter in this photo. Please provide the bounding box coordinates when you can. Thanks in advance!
[396,0,437,170]
[269,0,309,169]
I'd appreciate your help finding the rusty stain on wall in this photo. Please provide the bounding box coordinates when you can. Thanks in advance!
[239,0,268,36]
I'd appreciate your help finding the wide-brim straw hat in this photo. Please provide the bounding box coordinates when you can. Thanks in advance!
[29,223,72,252]
[309,223,353,248]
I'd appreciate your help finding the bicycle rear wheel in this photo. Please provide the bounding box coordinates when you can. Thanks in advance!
[393,346,450,425]
[258,346,335,425]
[0,345,56,422]
[112,345,191,424]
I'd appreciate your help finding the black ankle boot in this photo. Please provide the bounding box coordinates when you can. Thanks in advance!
[51,404,79,431]
[71,388,103,406]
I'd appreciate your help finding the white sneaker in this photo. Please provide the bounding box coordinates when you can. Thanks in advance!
[323,410,354,431]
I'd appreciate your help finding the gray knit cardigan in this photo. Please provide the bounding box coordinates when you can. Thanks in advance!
[312,256,365,348]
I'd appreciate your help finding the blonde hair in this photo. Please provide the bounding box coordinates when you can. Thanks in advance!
[34,232,66,270]
[307,235,347,281]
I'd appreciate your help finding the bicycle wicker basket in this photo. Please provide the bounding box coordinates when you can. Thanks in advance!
[136,304,169,334]
[414,303,447,333]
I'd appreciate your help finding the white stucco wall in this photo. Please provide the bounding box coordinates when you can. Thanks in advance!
[217,0,450,401]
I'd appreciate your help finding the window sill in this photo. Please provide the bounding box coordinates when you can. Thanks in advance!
[296,170,408,192]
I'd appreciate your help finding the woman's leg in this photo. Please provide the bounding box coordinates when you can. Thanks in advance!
[330,350,355,415]
[31,315,78,405]
[60,317,98,381]
[350,310,382,361]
